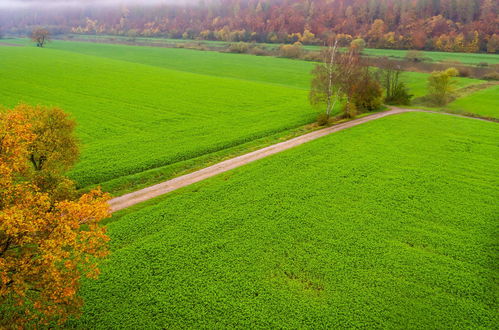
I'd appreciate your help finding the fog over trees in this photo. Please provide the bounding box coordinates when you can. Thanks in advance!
[1,0,498,53]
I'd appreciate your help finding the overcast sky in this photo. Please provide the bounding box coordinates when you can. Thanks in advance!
[0,0,197,8]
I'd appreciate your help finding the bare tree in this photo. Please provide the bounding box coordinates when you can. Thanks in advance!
[30,28,50,47]
[309,41,362,119]
[309,40,340,118]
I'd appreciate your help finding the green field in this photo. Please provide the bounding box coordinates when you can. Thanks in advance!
[447,84,499,118]
[64,34,499,65]
[31,40,484,96]
[0,43,321,189]
[70,112,499,328]
[0,40,491,192]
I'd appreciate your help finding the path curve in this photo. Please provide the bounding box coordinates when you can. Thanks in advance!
[109,108,488,212]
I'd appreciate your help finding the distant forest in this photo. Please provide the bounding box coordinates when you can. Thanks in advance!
[1,0,498,53]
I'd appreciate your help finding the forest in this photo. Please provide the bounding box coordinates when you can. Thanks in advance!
[1,0,498,53]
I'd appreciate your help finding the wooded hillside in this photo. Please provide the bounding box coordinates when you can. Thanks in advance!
[1,0,498,53]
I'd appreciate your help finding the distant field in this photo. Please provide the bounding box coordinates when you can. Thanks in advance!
[63,34,499,65]
[8,39,485,95]
[447,84,499,118]
[71,112,499,328]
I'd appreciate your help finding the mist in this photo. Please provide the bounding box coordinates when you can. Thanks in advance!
[0,0,200,9]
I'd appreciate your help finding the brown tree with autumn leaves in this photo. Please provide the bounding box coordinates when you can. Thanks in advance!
[0,104,110,326]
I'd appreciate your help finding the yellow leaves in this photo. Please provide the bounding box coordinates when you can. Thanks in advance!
[0,104,111,327]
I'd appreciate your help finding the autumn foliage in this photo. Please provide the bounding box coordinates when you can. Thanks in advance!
[0,105,110,326]
[30,27,50,47]
[2,0,497,53]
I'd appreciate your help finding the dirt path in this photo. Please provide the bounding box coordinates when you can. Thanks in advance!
[109,108,490,212]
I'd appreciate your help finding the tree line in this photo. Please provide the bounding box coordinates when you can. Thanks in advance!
[1,0,498,53]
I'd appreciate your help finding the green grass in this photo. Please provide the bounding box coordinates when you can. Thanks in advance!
[70,112,499,328]
[64,34,499,65]
[36,40,487,96]
[400,71,481,98]
[447,84,499,118]
[0,44,322,189]
[360,48,499,65]
[36,40,316,90]
[0,40,489,192]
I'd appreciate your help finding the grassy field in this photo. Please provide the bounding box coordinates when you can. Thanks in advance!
[447,84,499,118]
[64,34,499,65]
[0,40,490,192]
[70,112,499,328]
[0,43,322,190]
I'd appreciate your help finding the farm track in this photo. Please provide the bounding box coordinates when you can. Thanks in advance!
[109,107,493,212]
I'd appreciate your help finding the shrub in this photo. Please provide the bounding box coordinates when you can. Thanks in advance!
[279,43,303,59]
[481,71,499,81]
[316,113,330,126]
[385,82,412,105]
[458,67,472,77]
[406,50,425,62]
[249,46,267,56]
[350,38,366,53]
[426,67,459,106]
[353,77,383,112]
[228,42,250,53]
[342,103,358,118]
[302,51,322,62]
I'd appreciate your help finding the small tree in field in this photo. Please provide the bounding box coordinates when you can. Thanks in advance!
[427,67,459,106]
[30,28,50,47]
[0,105,110,327]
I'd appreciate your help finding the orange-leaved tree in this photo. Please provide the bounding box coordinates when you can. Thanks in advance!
[0,105,110,326]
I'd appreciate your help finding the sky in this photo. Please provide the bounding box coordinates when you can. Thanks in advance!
[0,0,197,8]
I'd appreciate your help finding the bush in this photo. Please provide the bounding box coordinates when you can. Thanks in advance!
[342,103,358,118]
[353,75,384,112]
[302,51,322,62]
[228,42,250,53]
[481,71,499,80]
[426,67,459,106]
[458,67,471,77]
[249,46,267,56]
[350,38,366,53]
[317,113,330,126]
[406,50,426,62]
[385,82,412,105]
[279,43,303,59]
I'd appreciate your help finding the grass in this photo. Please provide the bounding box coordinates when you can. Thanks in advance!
[28,39,485,96]
[0,40,489,192]
[64,34,499,65]
[0,43,323,189]
[447,84,499,119]
[70,112,499,328]
[399,71,481,98]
